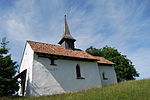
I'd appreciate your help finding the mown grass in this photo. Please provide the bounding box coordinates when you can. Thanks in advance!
[1,79,150,100]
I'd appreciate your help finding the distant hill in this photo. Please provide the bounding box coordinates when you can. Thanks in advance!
[1,79,150,100]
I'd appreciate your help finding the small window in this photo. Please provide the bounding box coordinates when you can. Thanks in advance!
[76,64,85,79]
[50,59,56,65]
[102,72,108,80]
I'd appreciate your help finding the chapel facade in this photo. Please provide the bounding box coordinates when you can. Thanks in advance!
[17,15,117,96]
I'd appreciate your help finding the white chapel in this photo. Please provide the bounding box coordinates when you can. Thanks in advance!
[17,15,117,96]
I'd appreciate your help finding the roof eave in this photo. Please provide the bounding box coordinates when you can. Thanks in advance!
[58,37,76,44]
[35,52,98,62]
[98,63,115,66]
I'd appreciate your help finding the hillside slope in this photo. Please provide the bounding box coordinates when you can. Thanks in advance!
[1,79,150,100]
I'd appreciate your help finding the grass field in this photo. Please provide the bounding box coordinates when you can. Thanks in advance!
[1,79,150,100]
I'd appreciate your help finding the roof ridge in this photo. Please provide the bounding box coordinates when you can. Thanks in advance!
[27,40,62,48]
[27,40,88,54]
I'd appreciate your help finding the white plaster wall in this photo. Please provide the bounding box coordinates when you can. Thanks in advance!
[31,54,102,96]
[19,42,34,96]
[98,65,117,86]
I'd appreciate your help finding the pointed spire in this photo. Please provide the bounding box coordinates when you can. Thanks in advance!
[58,15,76,50]
[63,15,75,40]
[64,15,70,37]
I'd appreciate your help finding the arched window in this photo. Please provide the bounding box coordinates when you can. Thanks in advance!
[76,64,81,78]
[102,72,108,80]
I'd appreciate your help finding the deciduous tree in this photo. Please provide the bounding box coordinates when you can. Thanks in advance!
[86,46,139,82]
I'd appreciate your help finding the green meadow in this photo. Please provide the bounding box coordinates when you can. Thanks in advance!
[1,79,150,100]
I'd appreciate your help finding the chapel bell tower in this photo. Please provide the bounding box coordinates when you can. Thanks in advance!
[58,15,76,50]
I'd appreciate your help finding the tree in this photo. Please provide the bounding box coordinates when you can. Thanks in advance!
[86,46,139,82]
[0,38,19,96]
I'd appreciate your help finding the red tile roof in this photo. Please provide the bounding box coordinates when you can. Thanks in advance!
[27,41,114,65]
[27,41,98,61]
[94,56,115,65]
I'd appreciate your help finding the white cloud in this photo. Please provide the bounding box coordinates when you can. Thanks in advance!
[5,19,34,42]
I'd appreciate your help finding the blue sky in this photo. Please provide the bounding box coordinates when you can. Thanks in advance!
[0,0,150,79]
